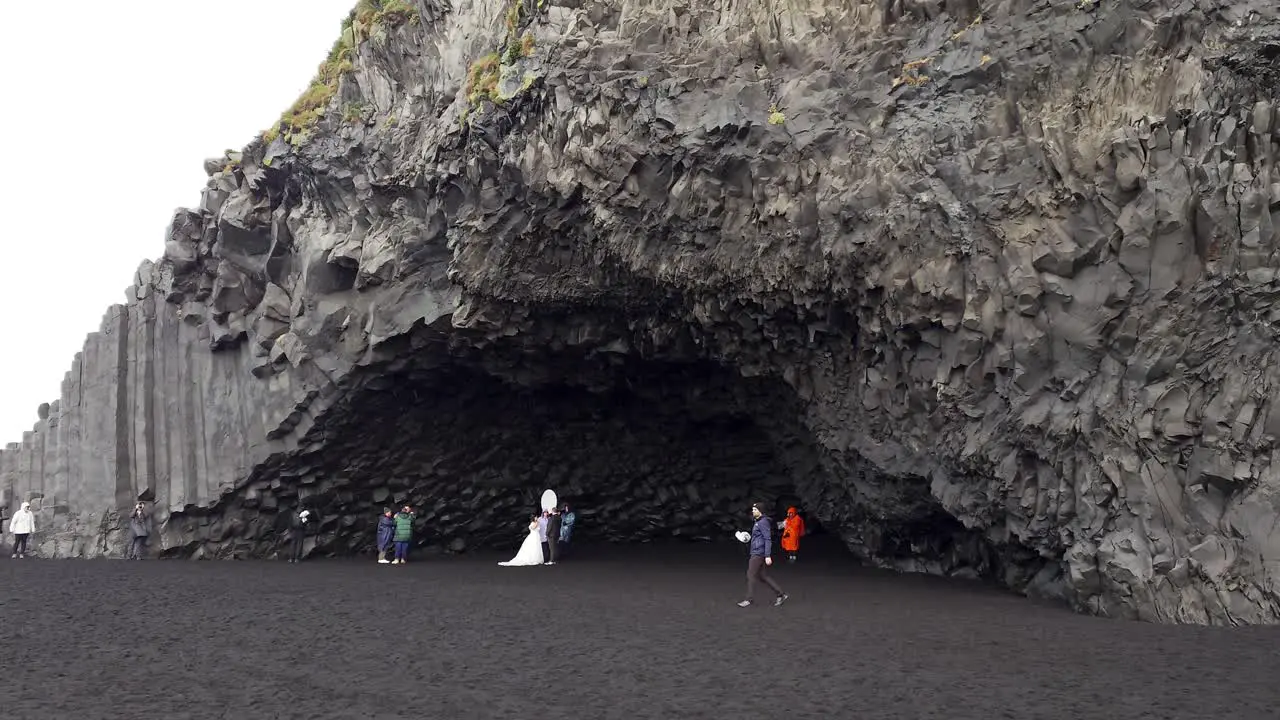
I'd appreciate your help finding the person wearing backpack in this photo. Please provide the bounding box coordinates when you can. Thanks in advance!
[391,505,415,564]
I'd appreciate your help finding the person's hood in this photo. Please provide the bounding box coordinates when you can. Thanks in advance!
[20,502,30,511]
[787,506,797,516]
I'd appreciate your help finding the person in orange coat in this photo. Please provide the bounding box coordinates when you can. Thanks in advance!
[780,507,805,563]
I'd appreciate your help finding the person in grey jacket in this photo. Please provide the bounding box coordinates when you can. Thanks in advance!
[738,503,787,608]
[127,502,152,560]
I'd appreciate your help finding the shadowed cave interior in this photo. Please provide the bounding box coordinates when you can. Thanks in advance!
[164,357,801,553]
[161,333,1038,594]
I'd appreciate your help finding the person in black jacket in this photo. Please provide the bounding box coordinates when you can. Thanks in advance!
[544,506,562,565]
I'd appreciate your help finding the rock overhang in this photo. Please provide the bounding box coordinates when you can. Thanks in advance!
[1,0,1280,624]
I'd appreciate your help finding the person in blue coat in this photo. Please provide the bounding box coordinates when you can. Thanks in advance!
[738,502,787,608]
[554,503,577,560]
[376,508,396,564]
[559,503,576,543]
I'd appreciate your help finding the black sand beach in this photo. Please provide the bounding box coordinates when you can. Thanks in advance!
[1,540,1277,719]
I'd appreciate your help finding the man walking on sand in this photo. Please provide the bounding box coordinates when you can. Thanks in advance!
[738,502,787,608]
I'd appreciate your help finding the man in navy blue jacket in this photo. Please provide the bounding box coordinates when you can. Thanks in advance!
[739,503,788,608]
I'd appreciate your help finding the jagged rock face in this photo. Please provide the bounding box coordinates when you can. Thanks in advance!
[3,0,1280,624]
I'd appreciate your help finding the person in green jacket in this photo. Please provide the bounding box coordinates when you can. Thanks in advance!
[392,505,415,564]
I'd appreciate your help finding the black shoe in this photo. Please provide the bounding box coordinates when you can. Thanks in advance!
[774,594,788,607]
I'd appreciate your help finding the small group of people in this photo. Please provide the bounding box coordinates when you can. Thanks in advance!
[283,500,583,566]
[8,491,804,612]
[499,503,576,567]
[375,506,416,564]
[5,499,152,560]
[280,504,415,564]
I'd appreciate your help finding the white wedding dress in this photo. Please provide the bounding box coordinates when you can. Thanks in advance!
[498,520,545,566]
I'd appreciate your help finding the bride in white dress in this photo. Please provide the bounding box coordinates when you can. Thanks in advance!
[498,515,545,566]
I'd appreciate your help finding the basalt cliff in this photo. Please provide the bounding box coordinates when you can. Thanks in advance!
[3,0,1280,624]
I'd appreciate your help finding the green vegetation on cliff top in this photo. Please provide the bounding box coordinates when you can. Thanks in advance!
[263,0,420,146]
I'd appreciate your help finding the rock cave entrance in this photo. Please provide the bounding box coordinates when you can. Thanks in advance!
[164,334,1024,588]
[295,356,817,555]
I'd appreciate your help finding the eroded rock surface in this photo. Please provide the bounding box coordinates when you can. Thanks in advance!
[4,0,1280,624]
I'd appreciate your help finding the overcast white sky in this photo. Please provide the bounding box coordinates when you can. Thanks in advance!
[0,0,357,443]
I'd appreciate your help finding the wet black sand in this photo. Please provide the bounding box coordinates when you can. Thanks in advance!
[1,540,1278,719]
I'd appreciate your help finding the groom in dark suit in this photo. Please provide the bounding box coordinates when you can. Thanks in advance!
[544,506,562,565]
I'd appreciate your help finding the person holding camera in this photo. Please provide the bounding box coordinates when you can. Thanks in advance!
[127,502,152,560]
[779,506,806,564]
[287,508,311,563]
[391,505,415,564]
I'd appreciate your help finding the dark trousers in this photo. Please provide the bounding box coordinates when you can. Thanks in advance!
[546,535,558,563]
[128,536,148,559]
[290,535,304,561]
[13,534,29,555]
[746,556,783,601]
[393,541,409,561]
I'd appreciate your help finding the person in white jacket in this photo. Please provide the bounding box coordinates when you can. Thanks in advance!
[9,501,34,558]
